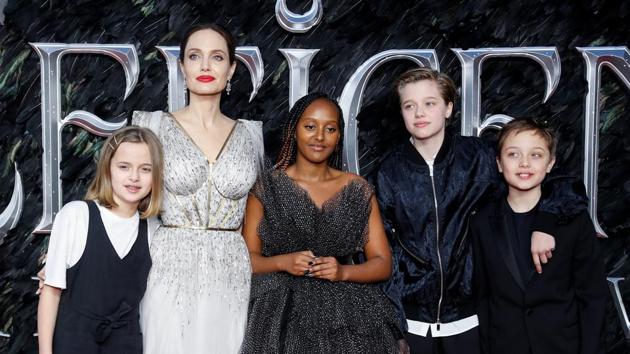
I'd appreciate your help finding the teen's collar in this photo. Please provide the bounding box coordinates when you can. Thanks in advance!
[404,129,453,168]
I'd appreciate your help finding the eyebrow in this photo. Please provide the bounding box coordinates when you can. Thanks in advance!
[115,161,153,166]
[401,96,438,103]
[505,146,546,150]
[186,48,227,55]
[300,117,340,124]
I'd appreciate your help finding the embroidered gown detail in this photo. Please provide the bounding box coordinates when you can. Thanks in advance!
[133,111,262,354]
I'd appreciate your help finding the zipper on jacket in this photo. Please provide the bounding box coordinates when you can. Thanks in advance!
[428,161,444,330]
[394,227,429,266]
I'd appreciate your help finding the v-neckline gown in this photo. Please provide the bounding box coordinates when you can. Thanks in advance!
[133,111,262,354]
[241,170,401,354]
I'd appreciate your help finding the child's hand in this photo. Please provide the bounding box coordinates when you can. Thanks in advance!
[531,231,555,274]
[309,257,346,282]
[279,251,315,276]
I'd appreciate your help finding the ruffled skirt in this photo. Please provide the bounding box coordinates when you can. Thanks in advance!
[241,273,401,354]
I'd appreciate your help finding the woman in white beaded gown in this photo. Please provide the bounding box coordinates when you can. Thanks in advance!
[132,24,263,354]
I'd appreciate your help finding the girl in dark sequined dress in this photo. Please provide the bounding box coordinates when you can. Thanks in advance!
[240,92,404,354]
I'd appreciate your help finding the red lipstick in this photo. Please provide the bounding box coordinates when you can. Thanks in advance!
[196,75,215,83]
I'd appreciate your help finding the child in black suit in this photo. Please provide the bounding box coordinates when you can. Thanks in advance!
[471,118,607,354]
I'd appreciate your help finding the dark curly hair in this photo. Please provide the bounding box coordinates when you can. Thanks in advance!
[274,92,345,170]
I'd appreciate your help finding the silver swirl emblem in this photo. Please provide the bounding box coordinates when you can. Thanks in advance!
[275,0,323,33]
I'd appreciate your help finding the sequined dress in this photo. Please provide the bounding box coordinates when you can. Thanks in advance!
[132,111,262,354]
[241,170,401,354]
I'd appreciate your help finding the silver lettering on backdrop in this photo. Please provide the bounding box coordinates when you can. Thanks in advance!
[576,46,630,238]
[157,46,264,112]
[452,47,561,137]
[279,49,320,107]
[607,278,630,339]
[275,0,323,33]
[0,164,23,241]
[338,50,439,174]
[14,41,629,340]
[29,43,139,234]
[156,46,186,112]
[236,47,265,102]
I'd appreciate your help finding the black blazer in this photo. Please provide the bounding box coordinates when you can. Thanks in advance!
[471,200,607,354]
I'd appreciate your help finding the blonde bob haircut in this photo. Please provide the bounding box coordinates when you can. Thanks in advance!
[394,67,457,105]
[85,126,164,218]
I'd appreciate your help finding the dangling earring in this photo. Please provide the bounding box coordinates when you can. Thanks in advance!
[226,79,232,95]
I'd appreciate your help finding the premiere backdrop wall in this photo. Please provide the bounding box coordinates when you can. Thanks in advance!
[0,0,629,353]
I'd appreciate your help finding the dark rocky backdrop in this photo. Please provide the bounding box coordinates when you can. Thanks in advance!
[0,0,628,352]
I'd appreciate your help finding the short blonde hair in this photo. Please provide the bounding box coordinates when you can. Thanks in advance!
[394,67,457,105]
[85,126,163,218]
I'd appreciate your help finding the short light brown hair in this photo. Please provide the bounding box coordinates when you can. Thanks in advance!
[497,118,557,157]
[394,67,457,104]
[85,126,164,218]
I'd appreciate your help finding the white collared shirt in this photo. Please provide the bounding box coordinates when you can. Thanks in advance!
[44,201,160,289]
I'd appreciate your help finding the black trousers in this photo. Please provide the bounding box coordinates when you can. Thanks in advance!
[405,326,481,354]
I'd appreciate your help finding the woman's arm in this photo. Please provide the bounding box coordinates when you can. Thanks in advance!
[310,195,392,283]
[242,193,314,275]
[37,285,62,354]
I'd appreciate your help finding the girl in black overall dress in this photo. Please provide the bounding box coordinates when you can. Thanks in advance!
[37,126,164,354]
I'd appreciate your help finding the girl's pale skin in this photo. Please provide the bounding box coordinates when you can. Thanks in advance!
[37,142,154,354]
[242,99,392,283]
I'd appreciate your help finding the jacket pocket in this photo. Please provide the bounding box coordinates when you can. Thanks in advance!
[454,213,473,260]
[393,227,429,266]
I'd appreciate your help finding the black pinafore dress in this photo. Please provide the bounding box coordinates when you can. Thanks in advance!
[53,201,151,354]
